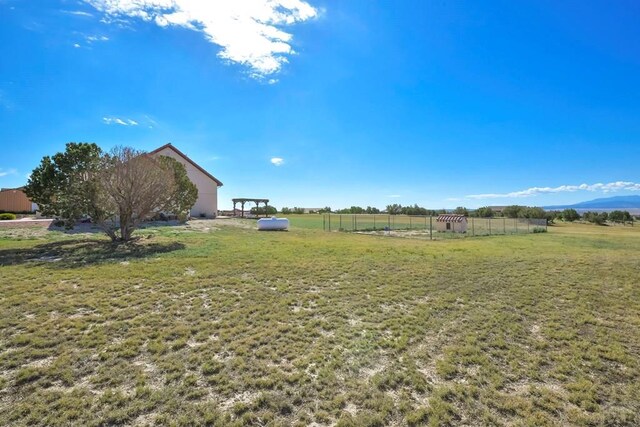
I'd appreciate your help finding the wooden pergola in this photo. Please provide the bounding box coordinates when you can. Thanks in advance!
[232,198,270,218]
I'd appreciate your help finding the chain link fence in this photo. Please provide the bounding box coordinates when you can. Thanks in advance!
[322,214,547,239]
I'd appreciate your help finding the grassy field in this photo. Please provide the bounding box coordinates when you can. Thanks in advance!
[0,220,639,426]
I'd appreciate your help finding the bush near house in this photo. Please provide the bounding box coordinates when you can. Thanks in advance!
[0,213,17,220]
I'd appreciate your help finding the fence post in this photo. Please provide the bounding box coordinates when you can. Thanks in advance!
[528,219,530,233]
[388,215,391,230]
[472,217,475,236]
[339,214,342,230]
[515,218,518,233]
[409,216,412,229]
[503,217,506,234]
[323,214,326,231]
[354,215,357,231]
[328,214,331,231]
[430,216,433,240]
[373,215,376,230]
[489,218,492,235]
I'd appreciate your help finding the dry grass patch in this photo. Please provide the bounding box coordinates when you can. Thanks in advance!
[0,221,639,425]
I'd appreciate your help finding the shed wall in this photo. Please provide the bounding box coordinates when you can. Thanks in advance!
[0,189,33,212]
[436,220,468,233]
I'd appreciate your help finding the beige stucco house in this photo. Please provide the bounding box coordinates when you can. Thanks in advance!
[150,143,223,218]
[436,214,468,233]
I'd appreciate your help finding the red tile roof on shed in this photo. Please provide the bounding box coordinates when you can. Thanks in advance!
[436,214,467,223]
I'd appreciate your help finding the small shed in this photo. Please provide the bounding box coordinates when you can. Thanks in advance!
[436,214,467,233]
[0,188,34,213]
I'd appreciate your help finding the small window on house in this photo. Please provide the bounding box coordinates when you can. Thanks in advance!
[446,223,451,230]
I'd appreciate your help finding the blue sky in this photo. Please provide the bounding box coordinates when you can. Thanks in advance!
[1,0,639,210]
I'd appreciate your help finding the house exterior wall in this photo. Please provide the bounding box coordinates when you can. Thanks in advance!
[0,189,33,212]
[153,147,218,218]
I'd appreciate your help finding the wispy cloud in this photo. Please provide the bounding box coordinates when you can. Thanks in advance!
[73,34,109,48]
[0,90,14,110]
[103,116,138,126]
[387,194,402,198]
[0,168,18,178]
[465,181,640,200]
[84,0,318,79]
[270,157,284,166]
[64,10,94,17]
[86,35,109,43]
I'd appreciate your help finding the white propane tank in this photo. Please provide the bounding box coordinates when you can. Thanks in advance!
[257,216,289,231]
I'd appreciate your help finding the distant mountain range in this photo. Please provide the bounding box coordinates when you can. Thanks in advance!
[545,195,640,211]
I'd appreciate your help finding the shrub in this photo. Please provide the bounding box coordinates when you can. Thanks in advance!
[532,227,547,233]
[0,213,17,220]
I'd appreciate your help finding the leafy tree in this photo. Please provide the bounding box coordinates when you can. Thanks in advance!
[454,206,469,216]
[318,207,332,213]
[608,210,633,223]
[159,156,198,220]
[99,147,194,241]
[546,211,560,224]
[503,205,524,218]
[519,206,547,219]
[561,208,580,222]
[250,205,277,215]
[25,142,104,228]
[583,211,608,225]
[292,207,305,214]
[474,206,494,218]
[386,204,402,215]
[402,204,429,215]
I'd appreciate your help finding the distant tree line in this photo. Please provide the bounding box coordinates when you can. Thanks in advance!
[279,207,306,214]
[385,204,446,216]
[275,204,634,226]
[250,205,277,215]
[555,208,634,225]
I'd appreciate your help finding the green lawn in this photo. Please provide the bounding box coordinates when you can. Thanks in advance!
[0,221,639,426]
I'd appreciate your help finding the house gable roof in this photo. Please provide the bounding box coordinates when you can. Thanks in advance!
[150,143,223,187]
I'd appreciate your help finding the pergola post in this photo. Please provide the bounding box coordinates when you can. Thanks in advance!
[232,198,270,218]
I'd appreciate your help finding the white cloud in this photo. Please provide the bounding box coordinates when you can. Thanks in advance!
[73,43,81,48]
[86,35,110,43]
[103,116,138,126]
[65,10,94,17]
[83,0,318,78]
[0,168,17,178]
[270,157,284,166]
[387,194,402,198]
[465,181,640,200]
